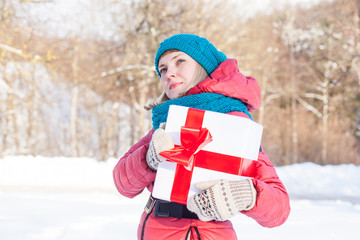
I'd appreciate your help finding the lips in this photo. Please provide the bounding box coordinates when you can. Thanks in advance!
[169,82,182,90]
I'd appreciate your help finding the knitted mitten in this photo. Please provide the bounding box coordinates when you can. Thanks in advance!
[146,128,174,170]
[187,179,257,221]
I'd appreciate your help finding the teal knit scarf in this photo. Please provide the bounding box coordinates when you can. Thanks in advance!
[152,93,252,129]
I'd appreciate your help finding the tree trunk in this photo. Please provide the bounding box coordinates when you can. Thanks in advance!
[258,74,267,126]
[290,46,298,164]
[70,39,79,157]
[4,66,19,154]
[27,84,35,155]
[102,102,121,161]
[322,79,329,164]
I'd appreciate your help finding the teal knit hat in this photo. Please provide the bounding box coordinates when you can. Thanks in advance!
[155,34,227,77]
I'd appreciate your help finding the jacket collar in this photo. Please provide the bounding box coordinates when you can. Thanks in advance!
[186,59,261,112]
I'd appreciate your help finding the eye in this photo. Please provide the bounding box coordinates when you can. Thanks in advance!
[159,67,167,75]
[177,59,185,64]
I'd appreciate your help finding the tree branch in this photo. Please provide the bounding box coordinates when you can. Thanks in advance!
[297,96,323,118]
[100,65,154,77]
[303,92,325,101]
[0,43,42,61]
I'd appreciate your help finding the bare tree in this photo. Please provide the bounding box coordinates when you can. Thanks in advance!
[276,0,359,164]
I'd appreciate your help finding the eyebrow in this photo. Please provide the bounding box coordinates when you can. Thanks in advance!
[158,53,184,69]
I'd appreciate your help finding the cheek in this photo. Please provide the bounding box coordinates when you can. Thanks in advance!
[181,66,195,82]
[186,65,199,85]
[160,78,167,90]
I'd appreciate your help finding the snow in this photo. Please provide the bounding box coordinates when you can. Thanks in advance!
[0,156,359,239]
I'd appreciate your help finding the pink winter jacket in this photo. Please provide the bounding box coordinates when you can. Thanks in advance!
[113,59,290,239]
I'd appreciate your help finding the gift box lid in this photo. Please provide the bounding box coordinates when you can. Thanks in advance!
[165,105,263,160]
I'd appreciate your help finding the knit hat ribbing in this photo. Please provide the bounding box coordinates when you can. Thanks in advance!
[155,34,227,77]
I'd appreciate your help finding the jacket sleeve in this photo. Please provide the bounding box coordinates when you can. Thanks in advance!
[113,129,156,198]
[242,150,290,228]
[228,111,290,228]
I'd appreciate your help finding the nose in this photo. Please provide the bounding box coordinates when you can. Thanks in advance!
[165,66,176,79]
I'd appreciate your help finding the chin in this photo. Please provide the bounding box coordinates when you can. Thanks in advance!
[168,94,178,100]
[166,91,180,100]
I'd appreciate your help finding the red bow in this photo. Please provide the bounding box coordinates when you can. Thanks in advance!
[160,126,212,170]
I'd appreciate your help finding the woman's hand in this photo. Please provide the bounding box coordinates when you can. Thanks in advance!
[187,179,257,221]
[146,127,174,170]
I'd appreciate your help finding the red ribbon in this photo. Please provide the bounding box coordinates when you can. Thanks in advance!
[159,127,212,170]
[159,108,259,204]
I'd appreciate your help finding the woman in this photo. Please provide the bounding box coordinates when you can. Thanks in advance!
[113,34,290,240]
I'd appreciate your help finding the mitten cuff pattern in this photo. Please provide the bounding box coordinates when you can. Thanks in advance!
[187,178,257,221]
[145,128,173,170]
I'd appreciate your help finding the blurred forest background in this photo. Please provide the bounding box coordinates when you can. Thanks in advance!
[0,0,359,165]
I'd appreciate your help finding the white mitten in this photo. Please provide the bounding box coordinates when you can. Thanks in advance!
[187,179,257,221]
[146,128,174,170]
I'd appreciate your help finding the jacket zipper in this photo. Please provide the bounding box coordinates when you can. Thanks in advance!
[141,213,151,240]
[185,226,201,240]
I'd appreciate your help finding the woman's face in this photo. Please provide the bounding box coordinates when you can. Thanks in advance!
[158,51,201,99]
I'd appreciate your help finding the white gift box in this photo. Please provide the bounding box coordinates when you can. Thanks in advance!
[152,105,263,204]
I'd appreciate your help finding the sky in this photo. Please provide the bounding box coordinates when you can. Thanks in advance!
[16,0,328,40]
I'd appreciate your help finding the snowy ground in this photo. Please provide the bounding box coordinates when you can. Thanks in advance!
[0,156,359,240]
